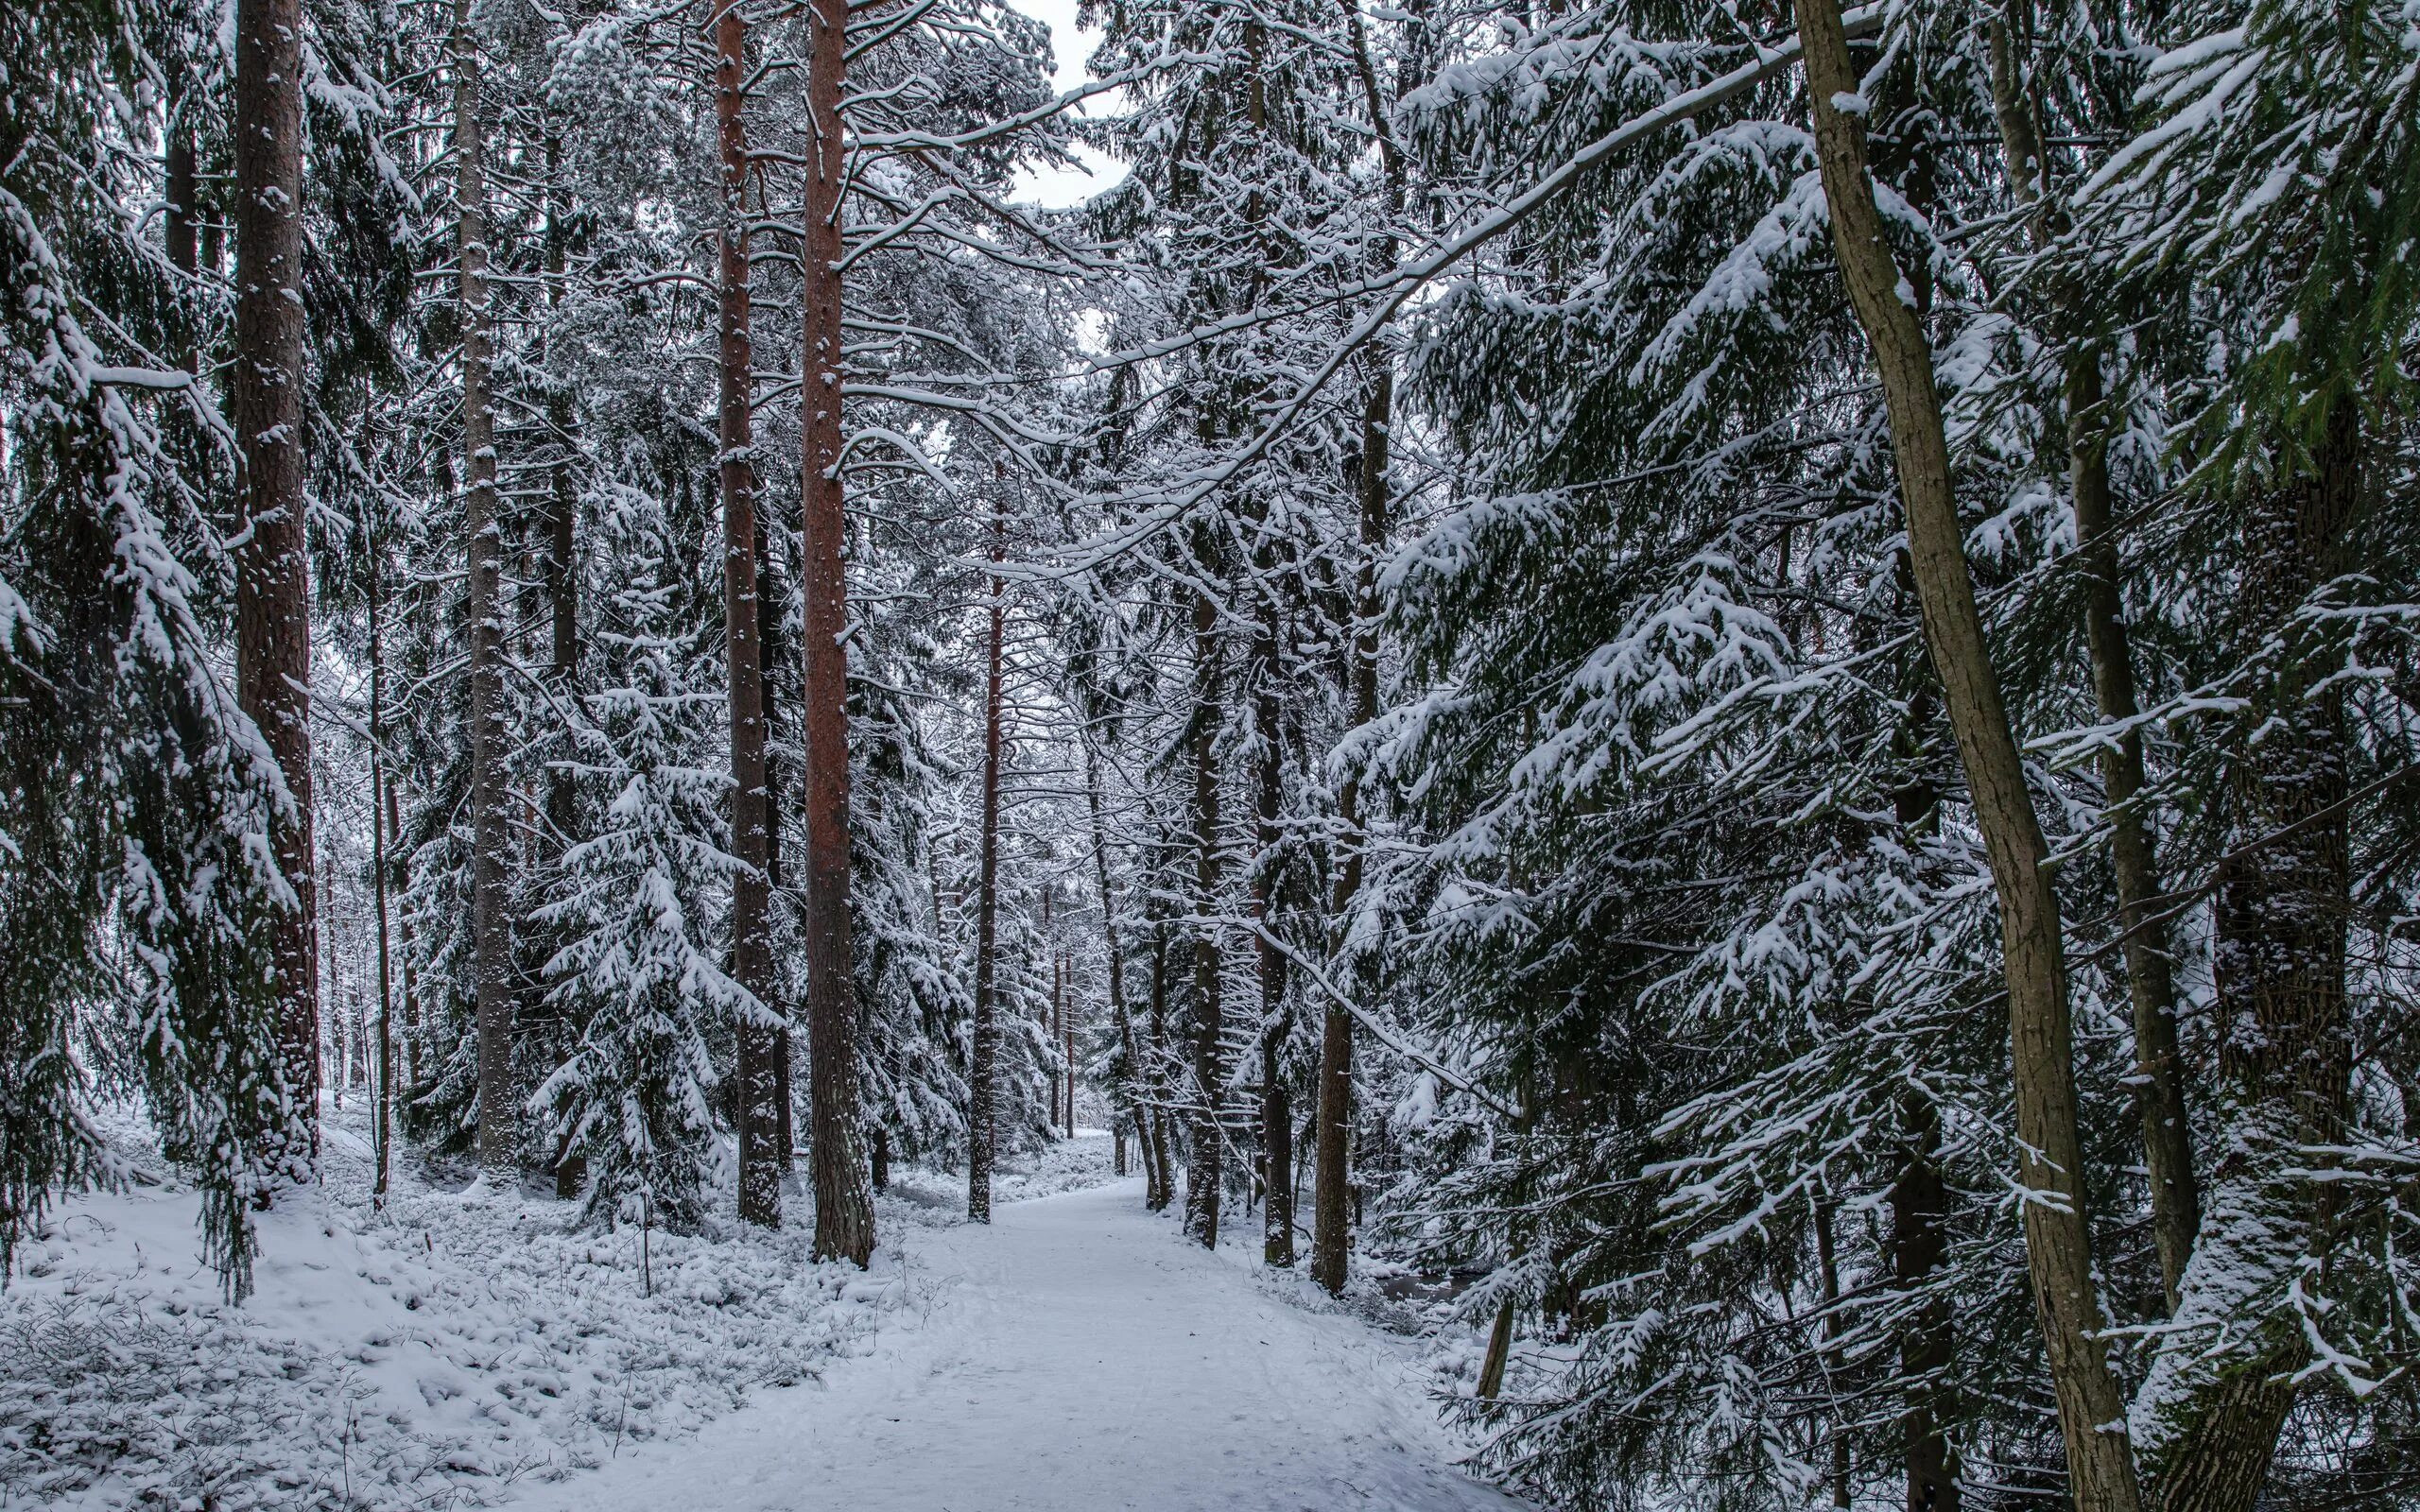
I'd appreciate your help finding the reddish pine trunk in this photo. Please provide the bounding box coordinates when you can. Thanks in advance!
[713,0,783,1231]
[798,0,874,1263]
[233,0,319,1179]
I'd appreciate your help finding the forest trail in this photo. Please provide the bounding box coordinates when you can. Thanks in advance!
[510,1176,1527,1512]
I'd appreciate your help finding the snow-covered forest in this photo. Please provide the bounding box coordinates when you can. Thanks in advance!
[4,0,2417,1502]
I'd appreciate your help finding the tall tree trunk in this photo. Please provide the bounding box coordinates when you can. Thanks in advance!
[389,781,418,1091]
[713,0,782,1231]
[799,0,873,1264]
[1792,0,2138,1504]
[233,0,319,1180]
[1184,589,1224,1249]
[451,0,514,1183]
[542,126,588,1203]
[1314,365,1390,1295]
[543,131,580,837]
[1062,953,1076,1137]
[1893,722,1959,1512]
[1983,16,2200,1311]
[1253,607,1293,1266]
[759,509,795,1177]
[370,537,394,1206]
[2135,414,2360,1512]
[1814,1196,1852,1509]
[1086,746,1163,1203]
[1148,915,1176,1209]
[968,534,1006,1224]
[1893,1092,1958,1512]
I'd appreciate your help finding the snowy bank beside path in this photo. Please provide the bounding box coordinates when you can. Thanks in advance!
[0,1109,896,1512]
[511,1170,1530,1512]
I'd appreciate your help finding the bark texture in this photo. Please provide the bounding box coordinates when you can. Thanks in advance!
[233,0,319,1178]
[1253,609,1292,1267]
[799,0,874,1264]
[1184,588,1224,1249]
[713,0,783,1231]
[2135,415,2360,1512]
[1313,363,1390,1295]
[968,544,1006,1224]
[1792,0,2138,1503]
[447,0,515,1182]
[1983,14,2200,1309]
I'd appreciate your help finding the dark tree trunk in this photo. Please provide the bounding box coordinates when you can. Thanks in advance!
[1893,738,1958,1512]
[798,0,873,1264]
[759,512,796,1180]
[543,132,580,842]
[2069,353,2198,1312]
[542,127,586,1204]
[1814,1197,1852,1508]
[1982,19,2200,1311]
[389,781,419,1092]
[451,0,514,1183]
[370,540,394,1205]
[2143,414,2360,1512]
[1184,589,1223,1249]
[1314,364,1390,1296]
[1253,606,1292,1267]
[1893,1095,1958,1512]
[1086,742,1163,1202]
[968,534,1005,1224]
[1795,1,2138,1503]
[713,0,782,1232]
[1148,917,1176,1210]
[233,0,319,1182]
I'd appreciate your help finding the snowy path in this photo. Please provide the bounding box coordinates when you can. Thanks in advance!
[510,1177,1527,1512]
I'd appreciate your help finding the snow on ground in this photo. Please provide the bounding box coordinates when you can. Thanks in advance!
[512,1154,1529,1512]
[3,1121,1520,1511]
[0,1107,896,1511]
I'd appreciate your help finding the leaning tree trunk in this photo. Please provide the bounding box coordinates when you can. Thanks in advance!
[1792,0,2139,1504]
[2134,413,2360,1512]
[1983,15,2200,1310]
[233,0,319,1180]
[968,530,1006,1224]
[1184,588,1224,1249]
[798,0,874,1264]
[712,0,783,1231]
[449,0,515,1184]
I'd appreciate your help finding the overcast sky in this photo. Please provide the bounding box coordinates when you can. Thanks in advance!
[1006,0,1123,207]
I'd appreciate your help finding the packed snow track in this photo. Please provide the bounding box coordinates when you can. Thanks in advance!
[512,1177,1527,1512]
